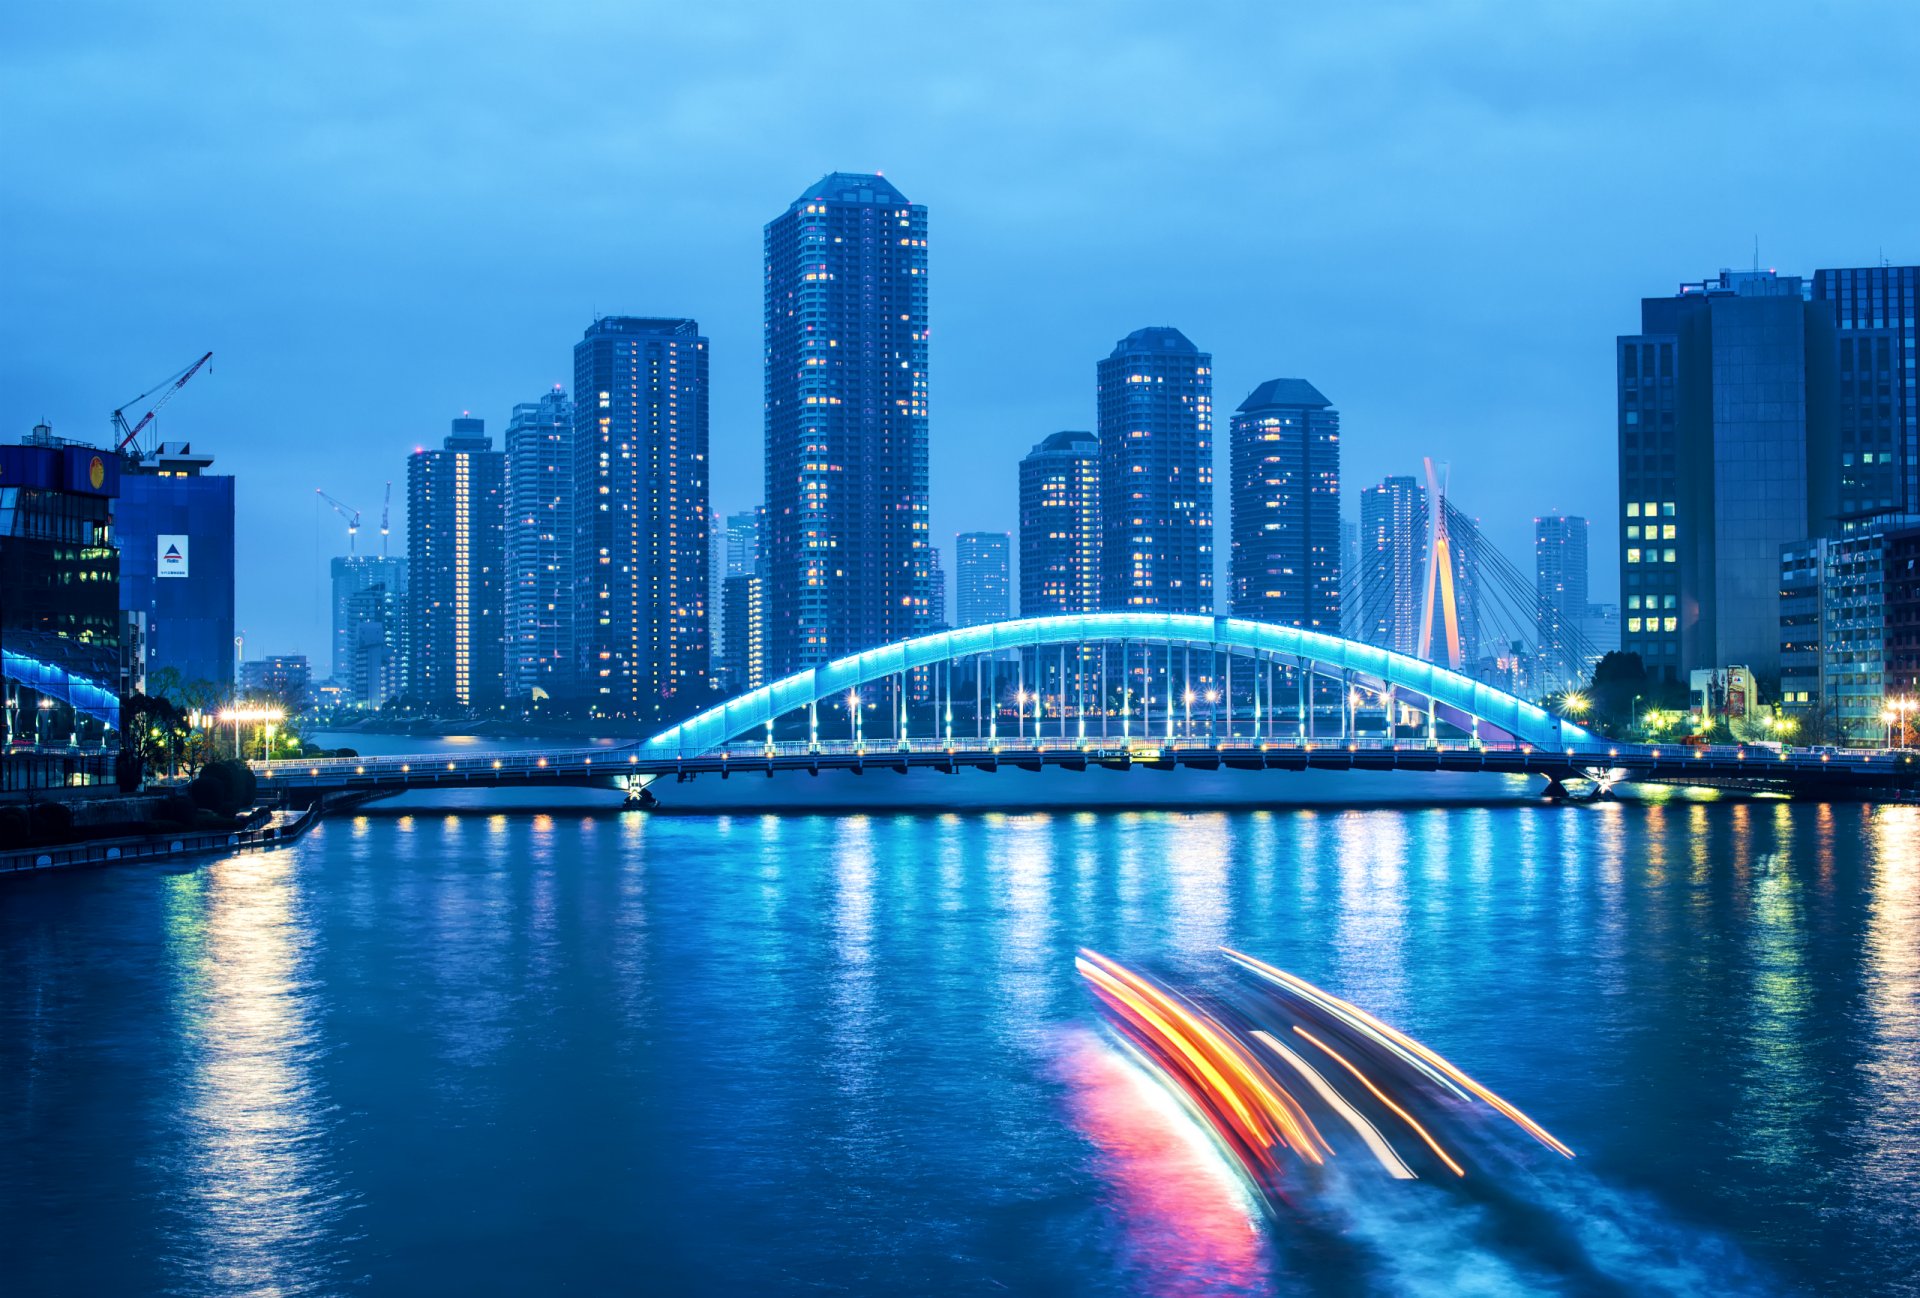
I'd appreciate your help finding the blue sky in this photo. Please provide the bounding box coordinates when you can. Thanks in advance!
[5,1,1917,661]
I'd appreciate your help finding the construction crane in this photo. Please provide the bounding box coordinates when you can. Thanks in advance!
[379,481,392,556]
[113,351,213,459]
[316,489,362,555]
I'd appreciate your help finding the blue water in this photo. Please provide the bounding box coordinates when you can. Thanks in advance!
[3,797,1917,1296]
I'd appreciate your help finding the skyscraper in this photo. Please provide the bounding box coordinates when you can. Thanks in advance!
[928,545,947,632]
[505,386,576,700]
[1617,269,1839,680]
[406,417,506,708]
[118,442,235,690]
[1811,265,1919,519]
[1228,379,1340,629]
[1098,327,1213,612]
[954,531,1010,628]
[1357,476,1426,658]
[330,554,406,691]
[716,508,764,693]
[1535,514,1589,691]
[763,172,930,673]
[574,316,711,715]
[1018,430,1100,617]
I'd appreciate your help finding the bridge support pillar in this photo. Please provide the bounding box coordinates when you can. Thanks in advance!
[1541,775,1570,802]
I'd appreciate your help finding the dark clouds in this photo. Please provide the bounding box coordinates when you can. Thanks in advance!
[5,1,1916,656]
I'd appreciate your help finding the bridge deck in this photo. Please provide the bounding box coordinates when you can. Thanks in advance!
[253,738,1919,801]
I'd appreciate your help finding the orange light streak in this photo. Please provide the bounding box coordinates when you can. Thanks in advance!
[1225,948,1574,1159]
[1294,1027,1466,1178]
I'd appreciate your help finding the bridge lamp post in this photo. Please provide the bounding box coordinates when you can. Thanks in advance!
[847,691,862,749]
[1183,689,1195,741]
[1205,689,1219,746]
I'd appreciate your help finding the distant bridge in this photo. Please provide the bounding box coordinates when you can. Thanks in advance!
[254,614,1919,805]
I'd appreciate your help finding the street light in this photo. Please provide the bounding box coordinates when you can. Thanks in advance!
[1560,691,1590,718]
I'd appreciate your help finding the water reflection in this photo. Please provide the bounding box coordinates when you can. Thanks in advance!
[164,854,345,1296]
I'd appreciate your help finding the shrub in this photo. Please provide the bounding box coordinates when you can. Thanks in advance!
[29,801,74,842]
[189,760,258,818]
[160,793,197,825]
[0,805,29,848]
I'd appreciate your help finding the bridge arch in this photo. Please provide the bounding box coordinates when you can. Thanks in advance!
[644,613,1590,756]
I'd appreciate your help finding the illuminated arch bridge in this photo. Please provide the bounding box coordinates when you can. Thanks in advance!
[258,615,1916,803]
[646,613,1588,756]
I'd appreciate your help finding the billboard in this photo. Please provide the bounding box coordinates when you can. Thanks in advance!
[158,534,190,578]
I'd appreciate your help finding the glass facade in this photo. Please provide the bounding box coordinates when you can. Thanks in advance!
[1618,270,1838,681]
[1357,476,1425,657]
[117,444,235,692]
[1812,266,1919,519]
[953,531,1010,628]
[1535,515,1589,692]
[1228,379,1340,630]
[1098,328,1213,613]
[574,318,711,714]
[763,173,930,675]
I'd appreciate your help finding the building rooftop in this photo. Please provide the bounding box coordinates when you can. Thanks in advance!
[1029,429,1098,456]
[1238,379,1331,412]
[582,316,701,339]
[1110,326,1200,357]
[793,171,910,207]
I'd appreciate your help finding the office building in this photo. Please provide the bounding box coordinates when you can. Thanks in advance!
[954,531,1011,628]
[239,654,311,702]
[1098,327,1213,612]
[1228,379,1340,629]
[331,555,407,686]
[117,441,235,690]
[763,172,930,673]
[1779,538,1827,717]
[504,386,578,700]
[1535,514,1590,691]
[928,545,948,632]
[345,579,403,707]
[1617,269,1840,681]
[1823,532,1891,743]
[574,316,711,714]
[721,574,765,692]
[406,417,506,709]
[1,425,121,791]
[1887,526,1920,704]
[1811,265,1919,519]
[1357,476,1426,657]
[1018,430,1100,617]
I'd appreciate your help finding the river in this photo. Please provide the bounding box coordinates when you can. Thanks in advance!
[2,760,1916,1296]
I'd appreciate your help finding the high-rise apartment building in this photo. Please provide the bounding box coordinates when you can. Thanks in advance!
[574,316,710,715]
[1018,431,1100,617]
[118,442,235,690]
[1811,266,1919,519]
[1535,514,1589,691]
[1357,476,1426,657]
[1098,327,1213,612]
[763,172,930,673]
[504,386,576,700]
[345,579,403,707]
[406,417,507,708]
[1617,269,1839,681]
[1228,379,1340,629]
[715,508,763,693]
[954,531,1010,628]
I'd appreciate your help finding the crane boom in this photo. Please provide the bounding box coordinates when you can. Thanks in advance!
[114,351,213,455]
[315,489,362,555]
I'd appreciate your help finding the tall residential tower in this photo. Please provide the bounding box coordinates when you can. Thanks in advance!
[1097,327,1213,612]
[574,317,711,715]
[1228,379,1340,629]
[505,386,577,700]
[1018,430,1100,617]
[763,172,930,673]
[406,417,506,708]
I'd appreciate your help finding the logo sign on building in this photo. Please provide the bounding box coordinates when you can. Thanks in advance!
[158,534,190,578]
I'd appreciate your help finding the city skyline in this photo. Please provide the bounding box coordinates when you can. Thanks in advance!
[12,7,1919,660]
